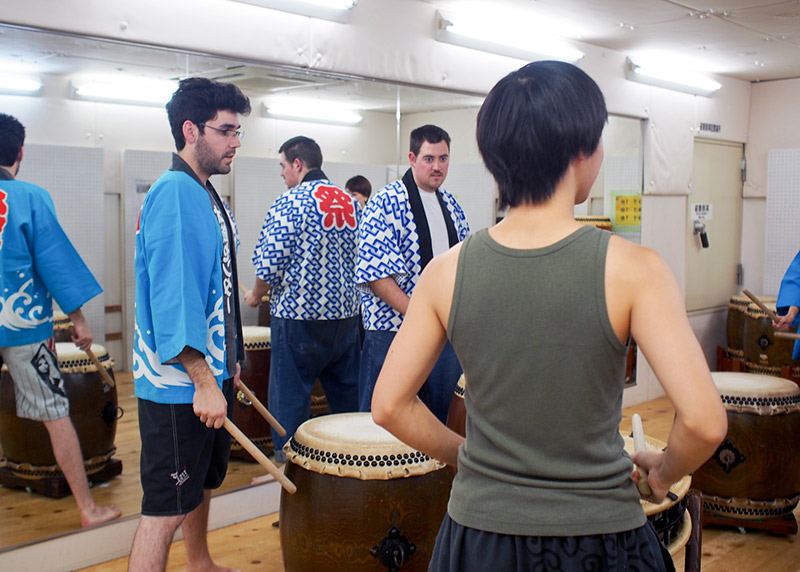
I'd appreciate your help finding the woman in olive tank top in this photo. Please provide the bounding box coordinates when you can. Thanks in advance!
[372,61,727,572]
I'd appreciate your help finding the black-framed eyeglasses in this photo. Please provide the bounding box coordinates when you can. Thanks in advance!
[198,123,244,140]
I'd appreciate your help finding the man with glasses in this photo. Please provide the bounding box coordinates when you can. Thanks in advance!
[129,77,250,571]
[245,136,360,463]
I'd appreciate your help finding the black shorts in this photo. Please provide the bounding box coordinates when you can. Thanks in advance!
[138,378,235,516]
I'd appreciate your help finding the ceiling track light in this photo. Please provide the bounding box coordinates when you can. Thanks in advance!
[70,80,176,106]
[434,10,584,63]
[625,57,721,97]
[262,100,362,125]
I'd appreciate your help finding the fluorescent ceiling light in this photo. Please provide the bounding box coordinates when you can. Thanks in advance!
[625,56,721,97]
[0,74,43,95]
[229,0,356,22]
[71,79,176,106]
[435,10,584,63]
[263,99,362,125]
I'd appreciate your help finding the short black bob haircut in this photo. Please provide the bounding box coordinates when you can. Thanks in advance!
[409,124,451,156]
[0,113,26,167]
[476,61,607,209]
[279,136,323,170]
[166,77,251,151]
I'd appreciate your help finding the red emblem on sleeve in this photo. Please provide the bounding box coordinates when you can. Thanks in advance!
[313,184,357,230]
[0,189,8,248]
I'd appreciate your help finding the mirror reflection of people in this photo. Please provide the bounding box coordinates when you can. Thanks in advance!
[371,61,727,571]
[774,250,800,353]
[345,174,371,209]
[0,113,121,528]
[356,125,470,422]
[128,78,250,571]
[246,136,360,463]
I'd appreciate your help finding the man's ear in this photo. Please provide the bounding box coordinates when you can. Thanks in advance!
[16,147,23,164]
[182,120,198,145]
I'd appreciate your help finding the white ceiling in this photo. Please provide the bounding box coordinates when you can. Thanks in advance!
[0,0,798,114]
[430,0,800,82]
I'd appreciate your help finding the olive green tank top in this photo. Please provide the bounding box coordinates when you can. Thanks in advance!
[446,226,645,536]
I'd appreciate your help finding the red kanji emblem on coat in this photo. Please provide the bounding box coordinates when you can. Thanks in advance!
[313,184,356,230]
[0,189,7,248]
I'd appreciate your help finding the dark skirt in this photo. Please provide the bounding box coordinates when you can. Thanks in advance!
[428,513,675,572]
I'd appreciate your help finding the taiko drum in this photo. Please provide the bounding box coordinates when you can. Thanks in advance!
[280,413,454,571]
[0,343,120,475]
[231,326,273,460]
[693,372,800,519]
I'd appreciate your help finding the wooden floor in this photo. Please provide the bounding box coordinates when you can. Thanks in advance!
[0,372,268,548]
[74,395,800,572]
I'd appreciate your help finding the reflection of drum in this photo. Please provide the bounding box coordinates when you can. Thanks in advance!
[726,294,758,359]
[310,379,329,418]
[742,301,800,371]
[445,374,466,437]
[0,343,120,476]
[231,326,272,460]
[280,413,454,571]
[622,434,692,556]
[52,310,73,343]
[693,372,800,519]
[257,296,271,327]
[575,216,612,231]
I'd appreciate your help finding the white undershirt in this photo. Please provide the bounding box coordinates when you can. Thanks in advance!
[420,189,450,257]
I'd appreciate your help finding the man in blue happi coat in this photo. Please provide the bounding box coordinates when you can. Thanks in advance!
[129,78,250,571]
[0,113,120,528]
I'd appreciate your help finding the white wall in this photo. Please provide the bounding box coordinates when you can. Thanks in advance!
[1,0,761,403]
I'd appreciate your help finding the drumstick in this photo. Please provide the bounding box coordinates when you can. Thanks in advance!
[85,346,116,389]
[68,327,116,388]
[742,289,781,323]
[237,380,287,437]
[632,414,652,496]
[222,417,297,494]
[776,331,800,341]
[239,281,248,294]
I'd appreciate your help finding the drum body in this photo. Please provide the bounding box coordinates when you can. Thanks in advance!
[742,302,800,371]
[280,413,454,572]
[232,326,272,460]
[693,372,800,519]
[445,374,466,437]
[0,343,119,474]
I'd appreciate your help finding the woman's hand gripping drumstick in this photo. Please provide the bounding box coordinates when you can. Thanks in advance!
[223,417,296,494]
[238,380,286,437]
[631,414,652,497]
[743,289,781,322]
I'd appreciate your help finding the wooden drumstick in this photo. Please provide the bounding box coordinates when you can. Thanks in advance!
[237,380,287,437]
[85,346,116,389]
[239,281,248,294]
[68,327,116,388]
[632,414,652,496]
[775,331,800,341]
[742,289,781,323]
[223,417,297,494]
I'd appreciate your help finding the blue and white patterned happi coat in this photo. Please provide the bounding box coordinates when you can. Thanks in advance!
[252,178,360,320]
[356,179,470,332]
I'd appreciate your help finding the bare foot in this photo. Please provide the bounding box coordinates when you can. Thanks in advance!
[80,504,122,527]
[186,563,244,572]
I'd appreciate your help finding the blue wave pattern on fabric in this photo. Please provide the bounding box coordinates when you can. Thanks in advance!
[133,170,230,404]
[355,179,469,331]
[252,178,359,320]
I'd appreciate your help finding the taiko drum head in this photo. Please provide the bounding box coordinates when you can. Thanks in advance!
[286,412,445,480]
[710,371,800,415]
[242,325,271,350]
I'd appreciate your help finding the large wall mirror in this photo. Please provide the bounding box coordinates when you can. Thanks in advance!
[0,24,642,550]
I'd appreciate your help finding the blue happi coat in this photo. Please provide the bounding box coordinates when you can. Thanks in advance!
[0,171,101,346]
[133,167,238,404]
